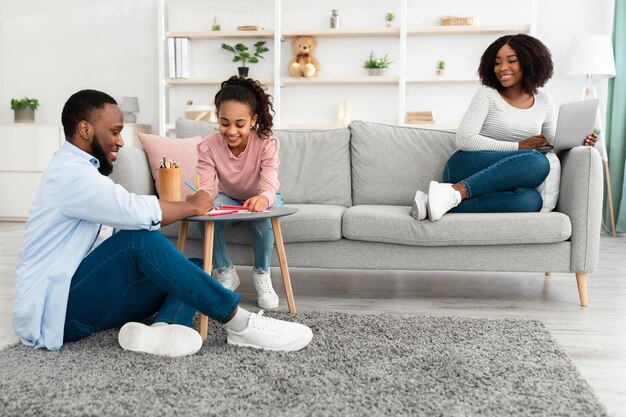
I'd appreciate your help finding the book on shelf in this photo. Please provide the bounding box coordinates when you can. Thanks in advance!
[168,37,189,79]
[406,110,436,124]
[167,38,176,78]
[406,119,437,125]
[237,25,264,31]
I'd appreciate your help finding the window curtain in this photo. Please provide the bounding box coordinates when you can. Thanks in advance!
[605,0,626,233]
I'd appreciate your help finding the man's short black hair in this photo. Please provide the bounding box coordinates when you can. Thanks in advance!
[478,34,554,95]
[61,90,117,140]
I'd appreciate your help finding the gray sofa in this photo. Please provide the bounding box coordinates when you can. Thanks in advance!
[111,119,603,306]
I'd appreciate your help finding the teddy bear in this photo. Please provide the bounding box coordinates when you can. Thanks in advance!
[288,36,320,78]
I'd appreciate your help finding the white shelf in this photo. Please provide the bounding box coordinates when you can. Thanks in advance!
[402,123,458,131]
[158,0,536,133]
[281,76,399,85]
[406,76,480,83]
[165,30,275,39]
[407,25,530,36]
[166,78,274,86]
[282,27,400,38]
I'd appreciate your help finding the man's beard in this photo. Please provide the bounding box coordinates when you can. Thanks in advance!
[90,133,114,176]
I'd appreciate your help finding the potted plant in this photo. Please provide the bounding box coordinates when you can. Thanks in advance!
[11,97,39,123]
[436,60,446,76]
[221,41,269,77]
[364,51,393,76]
[211,16,221,31]
[385,12,395,28]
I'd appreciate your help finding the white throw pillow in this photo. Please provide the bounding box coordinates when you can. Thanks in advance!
[536,152,561,212]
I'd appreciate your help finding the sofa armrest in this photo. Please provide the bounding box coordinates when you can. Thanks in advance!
[109,147,157,196]
[556,146,603,273]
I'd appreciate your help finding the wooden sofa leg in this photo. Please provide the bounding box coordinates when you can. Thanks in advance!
[575,273,588,307]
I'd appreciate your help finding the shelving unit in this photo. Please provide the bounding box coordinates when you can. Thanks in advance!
[158,0,536,134]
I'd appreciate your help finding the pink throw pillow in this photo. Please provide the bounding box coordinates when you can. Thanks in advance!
[137,133,203,198]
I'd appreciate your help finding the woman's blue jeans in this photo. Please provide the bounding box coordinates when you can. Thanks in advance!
[206,193,284,274]
[443,150,550,213]
[63,230,240,343]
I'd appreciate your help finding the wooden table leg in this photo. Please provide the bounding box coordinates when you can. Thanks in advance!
[176,220,188,252]
[271,217,297,315]
[198,221,214,340]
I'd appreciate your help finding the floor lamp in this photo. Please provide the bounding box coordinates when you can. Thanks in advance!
[565,34,618,237]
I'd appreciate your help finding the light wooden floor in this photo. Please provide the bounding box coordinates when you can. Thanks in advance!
[1,221,625,416]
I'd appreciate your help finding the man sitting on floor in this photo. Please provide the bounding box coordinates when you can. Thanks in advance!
[12,89,313,357]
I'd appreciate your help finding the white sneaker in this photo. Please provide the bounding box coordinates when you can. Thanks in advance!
[213,267,240,291]
[118,322,202,357]
[411,190,429,221]
[227,310,313,352]
[428,181,462,221]
[253,271,279,309]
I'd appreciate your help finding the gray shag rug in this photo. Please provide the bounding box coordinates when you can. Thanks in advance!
[0,311,607,417]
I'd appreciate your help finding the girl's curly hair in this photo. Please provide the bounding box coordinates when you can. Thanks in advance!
[214,76,275,138]
[478,34,553,95]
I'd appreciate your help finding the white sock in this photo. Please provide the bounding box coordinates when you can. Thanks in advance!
[224,307,251,332]
[151,322,168,327]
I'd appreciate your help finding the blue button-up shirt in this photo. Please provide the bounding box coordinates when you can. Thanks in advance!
[13,142,162,351]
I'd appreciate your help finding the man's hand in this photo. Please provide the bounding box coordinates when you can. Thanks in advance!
[243,195,270,212]
[518,135,553,150]
[186,190,215,215]
[159,190,214,226]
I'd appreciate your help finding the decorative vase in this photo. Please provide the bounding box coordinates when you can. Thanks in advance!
[14,108,35,123]
[238,67,249,77]
[436,69,445,76]
[368,68,385,76]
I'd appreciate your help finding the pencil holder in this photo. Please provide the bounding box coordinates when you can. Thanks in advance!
[158,168,181,201]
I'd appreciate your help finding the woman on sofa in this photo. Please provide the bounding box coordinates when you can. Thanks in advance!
[411,34,597,221]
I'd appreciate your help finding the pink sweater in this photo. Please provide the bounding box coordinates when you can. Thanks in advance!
[196,131,280,206]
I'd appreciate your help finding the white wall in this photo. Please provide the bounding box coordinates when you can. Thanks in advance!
[0,0,615,133]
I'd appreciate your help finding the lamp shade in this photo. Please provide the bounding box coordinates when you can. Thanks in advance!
[120,96,140,113]
[564,34,616,77]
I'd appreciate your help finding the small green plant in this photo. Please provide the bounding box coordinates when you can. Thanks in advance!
[221,41,269,67]
[437,60,446,70]
[364,51,393,69]
[11,97,39,111]
[385,12,395,23]
[211,16,221,31]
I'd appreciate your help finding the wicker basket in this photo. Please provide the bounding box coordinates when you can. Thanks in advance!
[440,16,476,26]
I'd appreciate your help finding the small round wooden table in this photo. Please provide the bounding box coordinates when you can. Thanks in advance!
[176,207,298,339]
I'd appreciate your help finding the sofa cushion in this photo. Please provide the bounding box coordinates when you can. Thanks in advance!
[342,205,571,246]
[110,147,156,196]
[176,118,218,138]
[176,118,352,207]
[160,204,345,244]
[138,133,203,198]
[349,120,457,206]
[274,129,351,206]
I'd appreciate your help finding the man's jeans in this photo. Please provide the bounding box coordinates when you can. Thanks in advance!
[63,230,240,343]
[208,193,284,274]
[443,150,550,213]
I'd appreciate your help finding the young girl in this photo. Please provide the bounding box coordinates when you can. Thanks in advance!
[411,34,597,221]
[196,76,282,309]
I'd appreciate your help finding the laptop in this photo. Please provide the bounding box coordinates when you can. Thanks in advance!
[540,98,598,153]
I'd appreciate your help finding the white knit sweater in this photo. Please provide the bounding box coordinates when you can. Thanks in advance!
[456,86,555,152]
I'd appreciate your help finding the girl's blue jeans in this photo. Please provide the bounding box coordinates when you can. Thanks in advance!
[63,229,240,343]
[443,150,550,213]
[205,193,284,274]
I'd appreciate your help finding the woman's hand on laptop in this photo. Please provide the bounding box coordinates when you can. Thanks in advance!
[583,133,598,147]
[519,135,553,150]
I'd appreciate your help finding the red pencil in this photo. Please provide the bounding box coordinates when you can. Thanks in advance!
[208,210,239,216]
